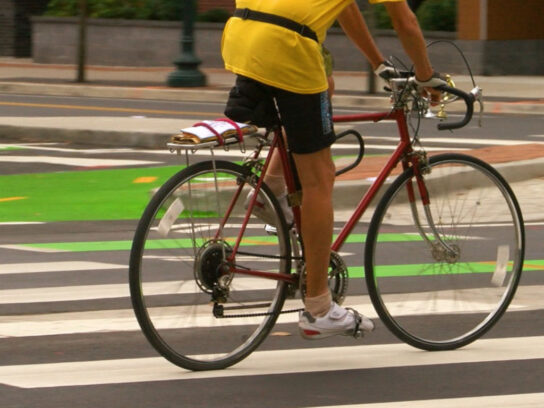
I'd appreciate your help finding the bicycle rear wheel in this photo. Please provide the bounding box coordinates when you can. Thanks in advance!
[129,160,291,371]
[365,153,524,350]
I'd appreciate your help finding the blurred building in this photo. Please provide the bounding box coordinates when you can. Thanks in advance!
[0,0,49,57]
[198,0,234,13]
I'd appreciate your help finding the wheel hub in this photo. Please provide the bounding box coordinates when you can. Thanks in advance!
[431,242,460,263]
[195,241,231,293]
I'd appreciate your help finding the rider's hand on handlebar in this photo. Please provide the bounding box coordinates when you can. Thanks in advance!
[415,71,447,105]
[374,60,397,83]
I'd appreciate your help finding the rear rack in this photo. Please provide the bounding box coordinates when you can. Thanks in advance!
[167,119,261,154]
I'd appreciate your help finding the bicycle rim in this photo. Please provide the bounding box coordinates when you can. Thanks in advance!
[365,153,524,350]
[129,160,291,370]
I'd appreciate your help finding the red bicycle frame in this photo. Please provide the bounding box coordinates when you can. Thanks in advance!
[223,107,422,284]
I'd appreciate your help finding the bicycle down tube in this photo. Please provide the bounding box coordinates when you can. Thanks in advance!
[332,109,413,252]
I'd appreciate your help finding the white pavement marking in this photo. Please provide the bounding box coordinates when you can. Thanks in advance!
[0,278,275,304]
[1,336,543,388]
[0,222,45,226]
[333,143,468,152]
[0,155,159,167]
[1,286,542,337]
[307,393,544,408]
[0,244,65,253]
[0,261,125,275]
[338,135,541,146]
[423,137,544,146]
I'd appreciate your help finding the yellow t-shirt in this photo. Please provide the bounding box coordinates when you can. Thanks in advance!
[221,0,404,94]
[222,0,353,94]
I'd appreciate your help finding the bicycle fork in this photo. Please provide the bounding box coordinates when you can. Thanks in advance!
[406,156,460,263]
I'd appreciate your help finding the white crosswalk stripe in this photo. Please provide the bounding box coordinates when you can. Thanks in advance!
[2,336,544,389]
[1,285,542,337]
[308,393,544,408]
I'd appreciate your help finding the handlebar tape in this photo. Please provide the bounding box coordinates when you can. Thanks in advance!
[435,85,475,131]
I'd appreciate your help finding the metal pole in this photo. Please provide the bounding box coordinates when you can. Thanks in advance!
[366,3,376,94]
[167,0,206,87]
[76,0,87,83]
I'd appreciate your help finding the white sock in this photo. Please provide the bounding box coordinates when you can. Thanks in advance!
[305,291,332,318]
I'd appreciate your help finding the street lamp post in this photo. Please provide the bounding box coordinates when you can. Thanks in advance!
[167,0,206,87]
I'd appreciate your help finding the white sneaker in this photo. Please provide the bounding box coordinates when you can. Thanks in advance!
[244,190,294,227]
[298,302,374,340]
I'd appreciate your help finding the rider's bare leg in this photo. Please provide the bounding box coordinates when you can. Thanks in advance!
[292,147,335,315]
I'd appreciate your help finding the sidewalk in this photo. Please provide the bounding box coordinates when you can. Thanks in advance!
[1,58,544,111]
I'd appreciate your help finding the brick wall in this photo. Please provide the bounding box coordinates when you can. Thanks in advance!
[198,0,235,13]
[458,0,544,40]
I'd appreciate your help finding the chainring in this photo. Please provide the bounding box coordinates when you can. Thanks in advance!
[299,251,349,305]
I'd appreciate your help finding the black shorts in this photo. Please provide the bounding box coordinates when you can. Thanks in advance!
[225,75,335,154]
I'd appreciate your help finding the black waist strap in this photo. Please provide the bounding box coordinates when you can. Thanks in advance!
[233,8,318,43]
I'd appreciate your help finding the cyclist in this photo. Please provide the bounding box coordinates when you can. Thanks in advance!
[222,0,444,340]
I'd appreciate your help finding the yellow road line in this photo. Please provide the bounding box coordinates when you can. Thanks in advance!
[0,196,27,203]
[0,101,218,117]
[133,177,158,184]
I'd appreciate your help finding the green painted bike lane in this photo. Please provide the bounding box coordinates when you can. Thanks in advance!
[3,162,542,276]
[0,165,182,222]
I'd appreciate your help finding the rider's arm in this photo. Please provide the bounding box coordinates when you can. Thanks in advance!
[383,1,433,81]
[337,2,385,70]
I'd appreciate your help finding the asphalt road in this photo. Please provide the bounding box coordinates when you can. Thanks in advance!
[1,99,544,407]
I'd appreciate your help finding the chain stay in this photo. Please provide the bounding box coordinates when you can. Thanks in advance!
[213,302,303,318]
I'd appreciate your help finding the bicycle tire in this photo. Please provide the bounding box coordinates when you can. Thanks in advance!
[364,153,525,351]
[129,160,291,370]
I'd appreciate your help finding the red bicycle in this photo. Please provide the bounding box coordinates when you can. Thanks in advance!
[129,73,525,371]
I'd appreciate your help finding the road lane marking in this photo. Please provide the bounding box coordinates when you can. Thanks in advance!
[0,222,44,226]
[0,101,219,117]
[0,261,125,275]
[0,196,27,202]
[0,156,159,167]
[133,176,158,183]
[1,336,543,388]
[0,286,541,337]
[0,278,274,304]
[308,393,544,408]
[0,244,66,253]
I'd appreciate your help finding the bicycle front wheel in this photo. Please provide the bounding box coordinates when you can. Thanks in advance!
[365,153,524,350]
[129,160,291,371]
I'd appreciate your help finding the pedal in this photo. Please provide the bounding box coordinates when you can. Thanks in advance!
[347,307,364,339]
